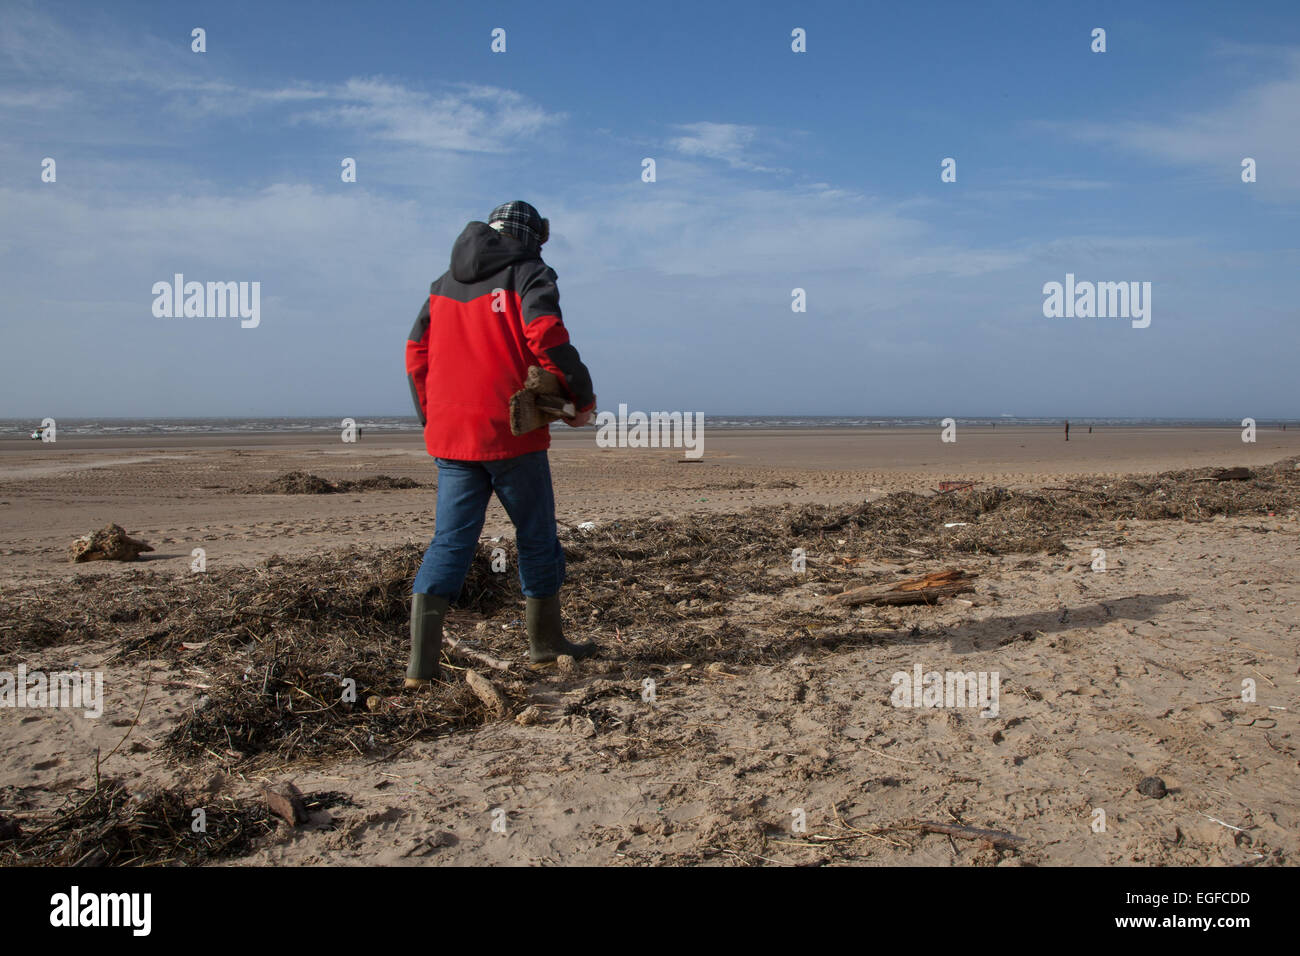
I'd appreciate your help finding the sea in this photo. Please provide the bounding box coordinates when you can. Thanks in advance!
[2,416,1293,438]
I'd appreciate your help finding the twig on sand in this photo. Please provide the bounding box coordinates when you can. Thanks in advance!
[444,635,513,672]
[826,804,910,848]
[866,747,922,765]
[915,821,1024,847]
[1198,811,1247,833]
[720,847,793,866]
[104,653,153,761]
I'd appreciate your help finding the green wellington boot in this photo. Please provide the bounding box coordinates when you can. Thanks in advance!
[404,592,451,689]
[526,594,598,664]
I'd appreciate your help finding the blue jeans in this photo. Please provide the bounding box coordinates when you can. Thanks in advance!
[412,450,566,600]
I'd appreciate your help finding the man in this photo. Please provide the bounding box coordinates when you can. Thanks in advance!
[403,201,598,687]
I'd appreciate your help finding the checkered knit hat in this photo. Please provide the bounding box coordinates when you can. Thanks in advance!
[487,200,548,247]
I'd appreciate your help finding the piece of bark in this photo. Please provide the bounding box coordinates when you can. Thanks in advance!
[263,781,309,826]
[936,481,977,493]
[829,569,977,607]
[891,569,973,591]
[465,668,507,717]
[70,524,154,563]
[919,821,1023,846]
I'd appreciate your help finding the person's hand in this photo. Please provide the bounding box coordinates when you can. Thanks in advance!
[566,401,595,427]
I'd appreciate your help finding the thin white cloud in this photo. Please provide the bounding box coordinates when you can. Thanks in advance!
[669,122,785,173]
[0,7,562,154]
[671,122,755,160]
[1055,47,1300,197]
[294,79,562,152]
[0,88,77,109]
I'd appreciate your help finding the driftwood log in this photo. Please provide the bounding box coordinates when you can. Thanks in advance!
[69,524,154,563]
[1192,466,1254,483]
[828,569,977,607]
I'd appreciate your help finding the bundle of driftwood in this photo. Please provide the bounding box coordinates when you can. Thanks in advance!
[509,366,575,436]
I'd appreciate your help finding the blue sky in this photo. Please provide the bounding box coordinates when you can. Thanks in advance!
[1,0,1297,418]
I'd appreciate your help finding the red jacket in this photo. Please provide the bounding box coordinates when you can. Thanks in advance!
[406,222,595,461]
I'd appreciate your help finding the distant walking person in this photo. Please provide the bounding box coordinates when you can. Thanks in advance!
[1064,420,1070,442]
[403,201,598,687]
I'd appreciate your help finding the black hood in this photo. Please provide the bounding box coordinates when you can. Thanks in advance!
[450,221,540,283]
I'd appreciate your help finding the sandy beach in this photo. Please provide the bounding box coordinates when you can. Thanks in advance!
[2,425,1296,584]
[1,426,1297,866]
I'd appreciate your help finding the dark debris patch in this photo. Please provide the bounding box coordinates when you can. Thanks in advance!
[0,780,278,867]
[245,472,424,494]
